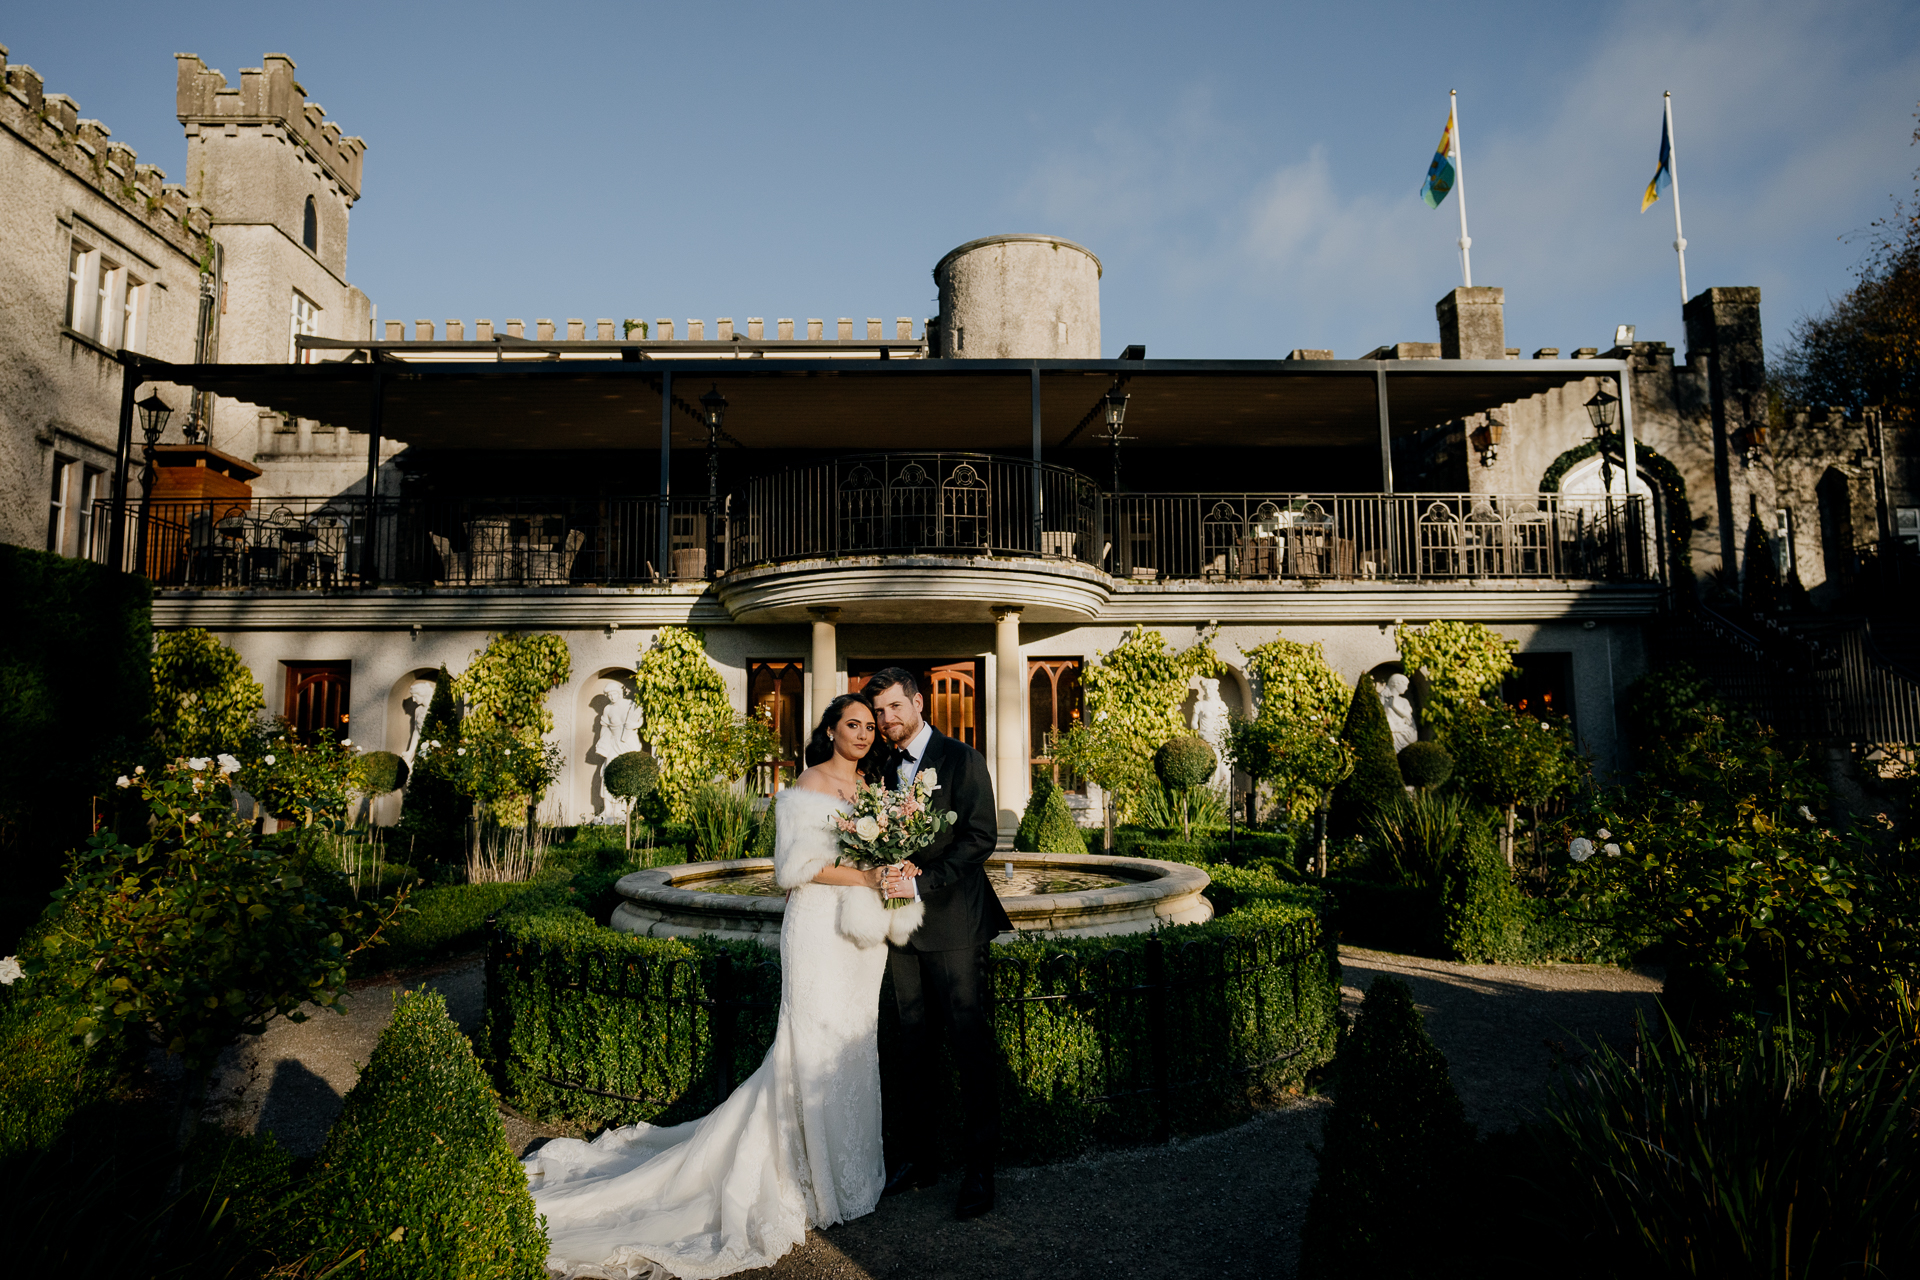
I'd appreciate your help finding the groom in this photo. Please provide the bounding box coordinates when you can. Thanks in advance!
[865,666,1009,1220]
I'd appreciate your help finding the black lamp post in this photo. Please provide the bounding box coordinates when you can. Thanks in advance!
[134,390,173,576]
[700,384,729,577]
[1584,388,1619,495]
[1101,387,1132,493]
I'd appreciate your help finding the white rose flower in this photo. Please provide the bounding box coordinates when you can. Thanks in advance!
[134,765,145,775]
[187,813,202,825]
[0,956,22,985]
[341,738,353,748]
[1596,828,1612,840]
[457,748,467,756]
[115,775,131,789]
[216,753,241,775]
[918,768,939,790]
[263,754,276,766]
[188,757,210,771]
[854,815,881,842]
[1604,843,1621,857]
[1798,805,1815,822]
[1569,837,1594,862]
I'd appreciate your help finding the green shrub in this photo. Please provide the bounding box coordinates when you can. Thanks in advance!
[1014,780,1090,854]
[151,626,263,761]
[748,802,777,859]
[352,749,406,795]
[1202,862,1325,916]
[688,783,754,861]
[0,976,115,1160]
[360,880,569,974]
[0,545,152,940]
[1153,735,1216,790]
[299,989,546,1279]
[1396,741,1453,790]
[1298,976,1473,1279]
[1527,1021,1920,1277]
[1367,789,1466,892]
[1516,897,1639,965]
[1437,820,1524,963]
[1331,677,1401,838]
[398,667,469,858]
[487,902,1339,1163]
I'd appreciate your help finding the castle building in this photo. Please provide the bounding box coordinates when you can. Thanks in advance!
[5,43,1913,832]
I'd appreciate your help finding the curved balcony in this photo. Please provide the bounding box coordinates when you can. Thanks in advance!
[732,452,1102,567]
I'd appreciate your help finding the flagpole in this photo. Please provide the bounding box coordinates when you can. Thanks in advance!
[1666,91,1688,305]
[1452,89,1472,286]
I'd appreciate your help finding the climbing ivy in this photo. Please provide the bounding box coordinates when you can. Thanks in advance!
[1243,637,1349,728]
[458,633,571,823]
[1395,621,1517,727]
[151,628,264,760]
[633,626,737,823]
[1063,628,1218,823]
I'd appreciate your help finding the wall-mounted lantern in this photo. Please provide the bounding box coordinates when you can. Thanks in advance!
[1469,415,1504,467]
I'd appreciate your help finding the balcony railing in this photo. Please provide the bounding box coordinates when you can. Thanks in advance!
[121,464,1656,592]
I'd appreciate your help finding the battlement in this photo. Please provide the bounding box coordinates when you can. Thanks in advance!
[0,44,212,256]
[175,52,365,201]
[369,316,925,349]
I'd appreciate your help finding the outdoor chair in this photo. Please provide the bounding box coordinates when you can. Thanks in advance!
[525,528,586,584]
[429,532,470,585]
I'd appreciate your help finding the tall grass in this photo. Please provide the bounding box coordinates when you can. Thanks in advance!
[465,823,550,885]
[1366,790,1465,891]
[688,784,754,861]
[1535,1017,1920,1277]
[1136,783,1227,836]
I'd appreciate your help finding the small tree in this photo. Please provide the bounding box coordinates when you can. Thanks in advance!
[1229,713,1352,874]
[151,627,263,760]
[603,751,661,851]
[1445,699,1580,865]
[634,626,738,822]
[1298,977,1473,1278]
[27,760,409,1146]
[1072,627,1219,825]
[397,666,468,857]
[460,633,571,834]
[1331,677,1401,841]
[1154,734,1217,840]
[1396,741,1454,791]
[1014,778,1090,854]
[1051,722,1139,852]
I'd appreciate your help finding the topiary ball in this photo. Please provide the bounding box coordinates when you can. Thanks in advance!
[1397,741,1454,790]
[604,751,660,801]
[351,749,405,794]
[1154,735,1218,790]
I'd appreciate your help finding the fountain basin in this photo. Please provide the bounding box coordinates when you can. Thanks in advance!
[609,853,1212,943]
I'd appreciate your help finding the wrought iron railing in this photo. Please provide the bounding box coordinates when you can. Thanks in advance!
[736,452,1102,566]
[1104,492,1655,583]
[122,478,1656,590]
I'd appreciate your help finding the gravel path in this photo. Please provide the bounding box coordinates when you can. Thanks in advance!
[208,947,1662,1279]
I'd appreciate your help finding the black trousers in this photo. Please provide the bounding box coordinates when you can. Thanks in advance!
[888,942,998,1174]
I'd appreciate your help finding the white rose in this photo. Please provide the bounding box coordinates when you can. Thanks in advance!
[188,757,210,771]
[341,738,353,748]
[918,768,939,790]
[1798,805,1815,822]
[854,815,881,842]
[134,765,144,775]
[216,753,241,775]
[115,775,131,789]
[263,754,276,766]
[1568,837,1594,862]
[1596,828,1612,840]
[457,748,467,756]
[0,956,22,985]
[1604,843,1621,857]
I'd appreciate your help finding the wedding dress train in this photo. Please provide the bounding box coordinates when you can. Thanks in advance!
[523,787,917,1279]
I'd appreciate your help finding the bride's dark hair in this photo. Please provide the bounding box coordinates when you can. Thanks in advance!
[804,693,894,783]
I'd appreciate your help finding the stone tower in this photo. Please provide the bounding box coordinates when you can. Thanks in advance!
[933,234,1102,359]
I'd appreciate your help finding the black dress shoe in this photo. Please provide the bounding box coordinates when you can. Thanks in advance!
[954,1169,994,1220]
[883,1161,939,1196]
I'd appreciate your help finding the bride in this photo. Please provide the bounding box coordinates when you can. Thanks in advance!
[523,693,920,1279]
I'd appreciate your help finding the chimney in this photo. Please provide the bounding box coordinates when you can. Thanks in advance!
[1436,287,1505,360]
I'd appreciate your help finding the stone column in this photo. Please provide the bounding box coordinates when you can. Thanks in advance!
[1436,286,1505,359]
[807,608,838,731]
[1684,287,1773,587]
[992,606,1028,834]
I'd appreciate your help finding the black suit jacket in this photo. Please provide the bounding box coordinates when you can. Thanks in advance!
[890,726,1010,951]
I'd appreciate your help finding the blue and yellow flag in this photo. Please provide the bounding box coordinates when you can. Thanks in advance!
[1421,110,1457,209]
[1641,113,1673,211]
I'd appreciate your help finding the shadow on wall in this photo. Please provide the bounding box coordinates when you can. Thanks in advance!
[576,668,640,823]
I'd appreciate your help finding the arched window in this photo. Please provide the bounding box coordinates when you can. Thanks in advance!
[302,196,318,252]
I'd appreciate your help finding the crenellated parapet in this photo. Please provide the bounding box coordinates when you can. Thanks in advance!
[175,52,365,202]
[1,44,212,257]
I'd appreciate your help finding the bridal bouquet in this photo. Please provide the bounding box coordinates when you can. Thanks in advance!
[832,770,957,909]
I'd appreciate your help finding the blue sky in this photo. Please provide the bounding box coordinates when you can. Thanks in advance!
[9,1,1918,359]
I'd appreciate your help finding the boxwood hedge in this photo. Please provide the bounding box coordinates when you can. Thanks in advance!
[484,900,1340,1164]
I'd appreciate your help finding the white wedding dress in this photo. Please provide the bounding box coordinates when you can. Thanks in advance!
[523,787,924,1279]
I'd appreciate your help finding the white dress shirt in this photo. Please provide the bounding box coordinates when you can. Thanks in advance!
[893,720,935,898]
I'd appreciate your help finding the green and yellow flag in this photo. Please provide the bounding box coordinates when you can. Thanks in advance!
[1421,109,1457,209]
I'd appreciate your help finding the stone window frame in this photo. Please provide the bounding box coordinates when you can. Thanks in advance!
[61,218,153,353]
[289,288,321,363]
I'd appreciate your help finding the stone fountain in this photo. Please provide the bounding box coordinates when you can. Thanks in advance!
[609,853,1212,943]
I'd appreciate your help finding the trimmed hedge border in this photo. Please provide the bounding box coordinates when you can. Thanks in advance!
[483,902,1340,1164]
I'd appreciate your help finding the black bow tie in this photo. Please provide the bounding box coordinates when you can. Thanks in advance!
[900,753,917,765]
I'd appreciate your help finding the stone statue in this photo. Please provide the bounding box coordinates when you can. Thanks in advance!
[400,679,437,765]
[1189,676,1233,791]
[1377,673,1418,753]
[591,679,645,816]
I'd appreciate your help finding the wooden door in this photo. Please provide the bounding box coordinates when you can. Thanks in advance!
[846,658,985,750]
[1028,658,1084,789]
[284,661,351,740]
[747,659,805,793]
